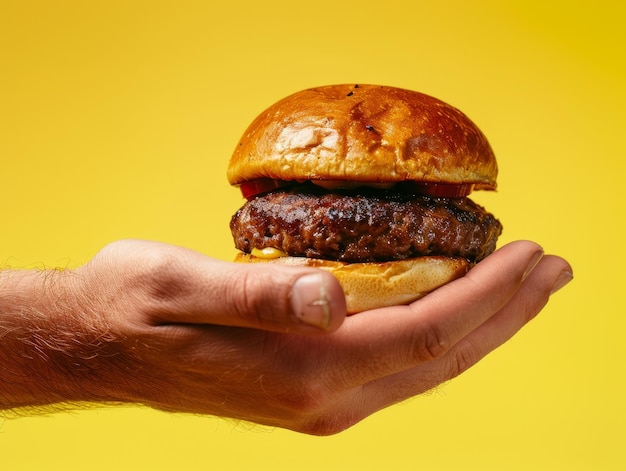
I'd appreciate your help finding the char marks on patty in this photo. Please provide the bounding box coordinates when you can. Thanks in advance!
[230,186,502,263]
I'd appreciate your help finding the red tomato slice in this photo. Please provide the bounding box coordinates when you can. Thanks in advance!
[239,178,293,199]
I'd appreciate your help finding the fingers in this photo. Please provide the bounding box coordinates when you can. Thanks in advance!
[325,241,554,388]
[119,241,348,334]
[356,253,572,412]
[444,254,572,372]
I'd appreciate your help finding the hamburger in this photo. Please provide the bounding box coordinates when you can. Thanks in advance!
[227,84,502,314]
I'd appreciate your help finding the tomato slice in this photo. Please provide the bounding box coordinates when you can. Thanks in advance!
[239,178,294,199]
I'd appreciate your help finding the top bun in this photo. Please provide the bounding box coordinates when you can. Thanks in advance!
[227,84,497,190]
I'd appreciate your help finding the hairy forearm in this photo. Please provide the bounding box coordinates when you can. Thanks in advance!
[0,268,119,411]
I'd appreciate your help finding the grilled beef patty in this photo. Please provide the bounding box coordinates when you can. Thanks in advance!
[230,186,502,263]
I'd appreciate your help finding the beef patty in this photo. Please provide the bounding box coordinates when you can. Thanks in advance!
[230,186,502,263]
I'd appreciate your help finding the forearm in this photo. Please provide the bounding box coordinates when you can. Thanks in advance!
[0,268,115,411]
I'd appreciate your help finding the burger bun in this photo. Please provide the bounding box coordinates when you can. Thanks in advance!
[227,84,497,190]
[235,253,470,314]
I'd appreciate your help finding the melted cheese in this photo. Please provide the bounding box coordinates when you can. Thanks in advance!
[251,247,287,259]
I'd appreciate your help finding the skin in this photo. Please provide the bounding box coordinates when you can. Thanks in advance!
[0,239,572,435]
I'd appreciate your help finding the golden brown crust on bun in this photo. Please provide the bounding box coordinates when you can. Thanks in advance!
[235,252,470,314]
[228,84,497,190]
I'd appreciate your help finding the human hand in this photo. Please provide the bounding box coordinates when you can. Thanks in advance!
[0,240,572,435]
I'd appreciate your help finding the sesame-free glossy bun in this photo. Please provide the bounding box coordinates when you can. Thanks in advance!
[227,84,497,190]
[235,252,470,314]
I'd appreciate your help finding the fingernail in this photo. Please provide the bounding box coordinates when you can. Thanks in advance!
[523,248,545,281]
[291,273,332,330]
[551,270,573,295]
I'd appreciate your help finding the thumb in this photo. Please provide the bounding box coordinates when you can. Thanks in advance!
[155,256,347,334]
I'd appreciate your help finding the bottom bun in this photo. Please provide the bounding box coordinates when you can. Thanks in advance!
[234,253,470,314]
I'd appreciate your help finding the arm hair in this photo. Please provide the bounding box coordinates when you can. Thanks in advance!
[0,267,131,415]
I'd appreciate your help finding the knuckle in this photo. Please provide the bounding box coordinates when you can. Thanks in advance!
[228,270,269,325]
[447,342,480,379]
[229,269,289,328]
[409,320,451,363]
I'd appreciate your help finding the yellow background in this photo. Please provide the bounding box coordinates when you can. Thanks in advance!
[1,1,624,469]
